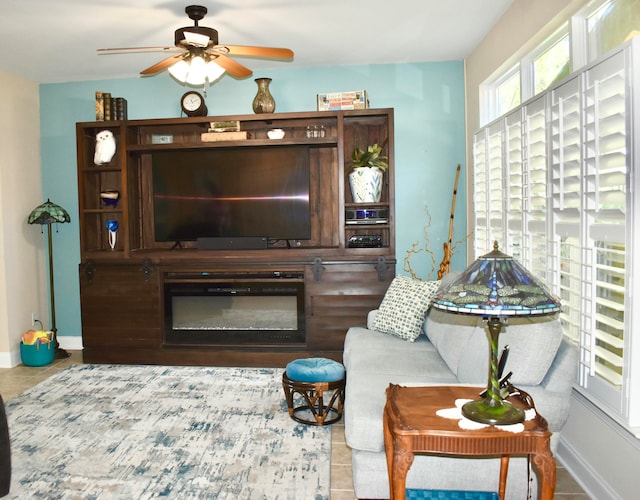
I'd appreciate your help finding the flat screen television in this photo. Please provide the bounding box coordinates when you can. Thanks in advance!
[152,146,311,243]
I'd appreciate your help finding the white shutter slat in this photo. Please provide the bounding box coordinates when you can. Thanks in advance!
[594,313,625,333]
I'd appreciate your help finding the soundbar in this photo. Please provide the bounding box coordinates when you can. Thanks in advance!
[196,236,268,250]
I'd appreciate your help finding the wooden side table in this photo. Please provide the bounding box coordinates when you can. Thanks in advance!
[383,384,556,500]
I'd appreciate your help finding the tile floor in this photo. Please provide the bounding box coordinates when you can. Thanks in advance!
[1,352,590,499]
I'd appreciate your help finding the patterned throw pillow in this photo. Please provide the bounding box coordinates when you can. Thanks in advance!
[371,276,441,341]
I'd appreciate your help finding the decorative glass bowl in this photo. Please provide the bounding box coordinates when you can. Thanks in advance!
[100,190,120,207]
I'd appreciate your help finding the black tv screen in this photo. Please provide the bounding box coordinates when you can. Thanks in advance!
[152,146,311,242]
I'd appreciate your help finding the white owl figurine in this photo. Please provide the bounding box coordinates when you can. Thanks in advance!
[94,130,116,165]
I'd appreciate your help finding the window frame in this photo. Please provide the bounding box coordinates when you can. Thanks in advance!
[480,0,621,127]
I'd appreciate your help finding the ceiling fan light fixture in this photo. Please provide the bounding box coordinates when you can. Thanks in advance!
[168,59,190,82]
[185,55,206,85]
[206,60,225,83]
[169,55,225,85]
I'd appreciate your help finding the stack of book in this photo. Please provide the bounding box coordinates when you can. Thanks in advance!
[95,91,128,121]
[201,120,247,142]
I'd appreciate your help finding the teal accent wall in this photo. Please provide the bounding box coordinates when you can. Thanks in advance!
[40,61,467,338]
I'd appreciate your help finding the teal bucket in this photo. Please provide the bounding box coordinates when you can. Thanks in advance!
[20,341,55,367]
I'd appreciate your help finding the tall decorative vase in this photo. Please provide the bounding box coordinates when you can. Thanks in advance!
[348,167,384,203]
[252,77,276,114]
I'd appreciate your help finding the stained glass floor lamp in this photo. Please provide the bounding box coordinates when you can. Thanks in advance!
[28,199,71,359]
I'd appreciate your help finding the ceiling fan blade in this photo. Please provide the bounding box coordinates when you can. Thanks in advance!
[214,45,294,60]
[213,55,253,78]
[140,53,188,75]
[98,46,181,55]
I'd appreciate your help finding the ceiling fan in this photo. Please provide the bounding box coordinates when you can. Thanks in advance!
[98,5,294,83]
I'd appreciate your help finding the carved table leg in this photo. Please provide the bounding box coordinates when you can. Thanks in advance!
[499,455,509,500]
[383,407,395,499]
[383,407,415,500]
[532,450,556,500]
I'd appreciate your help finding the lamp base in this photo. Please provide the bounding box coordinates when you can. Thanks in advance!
[55,347,71,359]
[462,398,525,425]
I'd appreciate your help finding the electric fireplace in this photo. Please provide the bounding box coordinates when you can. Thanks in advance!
[163,272,305,346]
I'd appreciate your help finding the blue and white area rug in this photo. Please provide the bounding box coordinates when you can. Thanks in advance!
[5,365,331,499]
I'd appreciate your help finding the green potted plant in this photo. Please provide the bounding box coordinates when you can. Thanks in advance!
[348,144,388,203]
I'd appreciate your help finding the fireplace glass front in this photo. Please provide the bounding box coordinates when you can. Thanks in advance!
[163,274,305,345]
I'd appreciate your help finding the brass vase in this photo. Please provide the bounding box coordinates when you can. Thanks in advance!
[252,77,276,114]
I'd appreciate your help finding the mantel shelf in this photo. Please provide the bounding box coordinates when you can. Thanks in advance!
[127,137,339,152]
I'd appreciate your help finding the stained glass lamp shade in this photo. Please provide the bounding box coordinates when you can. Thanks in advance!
[28,199,71,225]
[27,199,71,358]
[431,241,560,425]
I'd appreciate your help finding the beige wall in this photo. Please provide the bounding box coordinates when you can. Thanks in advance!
[0,69,47,367]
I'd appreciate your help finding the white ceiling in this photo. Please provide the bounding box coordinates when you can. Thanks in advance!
[0,0,513,84]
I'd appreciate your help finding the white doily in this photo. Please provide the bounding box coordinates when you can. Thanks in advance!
[436,398,536,433]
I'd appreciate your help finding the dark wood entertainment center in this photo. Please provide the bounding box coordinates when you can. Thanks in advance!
[76,108,396,366]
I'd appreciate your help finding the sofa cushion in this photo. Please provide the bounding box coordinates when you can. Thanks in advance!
[426,309,564,386]
[424,309,482,375]
[456,315,564,385]
[343,327,458,453]
[343,327,454,378]
[371,276,440,341]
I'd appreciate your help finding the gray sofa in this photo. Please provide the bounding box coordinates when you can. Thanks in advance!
[343,279,578,499]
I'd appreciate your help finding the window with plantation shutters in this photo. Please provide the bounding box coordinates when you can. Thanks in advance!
[472,38,640,432]
[580,49,628,411]
[522,96,549,281]
[487,122,505,255]
[550,75,583,349]
[505,109,524,261]
[472,130,488,257]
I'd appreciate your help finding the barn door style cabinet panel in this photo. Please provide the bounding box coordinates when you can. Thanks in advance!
[76,109,396,366]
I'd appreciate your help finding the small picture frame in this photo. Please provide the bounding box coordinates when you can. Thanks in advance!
[151,134,173,144]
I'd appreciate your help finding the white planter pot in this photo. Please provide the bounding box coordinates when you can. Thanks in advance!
[348,167,384,203]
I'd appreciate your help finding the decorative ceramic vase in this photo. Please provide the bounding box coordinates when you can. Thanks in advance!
[252,77,276,114]
[348,167,384,203]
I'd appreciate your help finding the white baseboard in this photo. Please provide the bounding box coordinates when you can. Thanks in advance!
[58,335,84,351]
[557,436,616,500]
[555,390,640,500]
[0,349,21,368]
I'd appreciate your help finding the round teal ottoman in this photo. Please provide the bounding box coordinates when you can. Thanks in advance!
[282,358,346,426]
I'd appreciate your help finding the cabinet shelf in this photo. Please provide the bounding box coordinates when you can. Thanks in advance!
[83,208,124,214]
[345,223,390,228]
[127,136,338,152]
[81,165,121,172]
[345,202,390,208]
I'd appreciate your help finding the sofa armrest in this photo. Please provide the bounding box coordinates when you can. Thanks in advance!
[367,309,379,329]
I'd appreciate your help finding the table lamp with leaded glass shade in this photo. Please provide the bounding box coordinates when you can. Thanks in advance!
[431,241,561,425]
